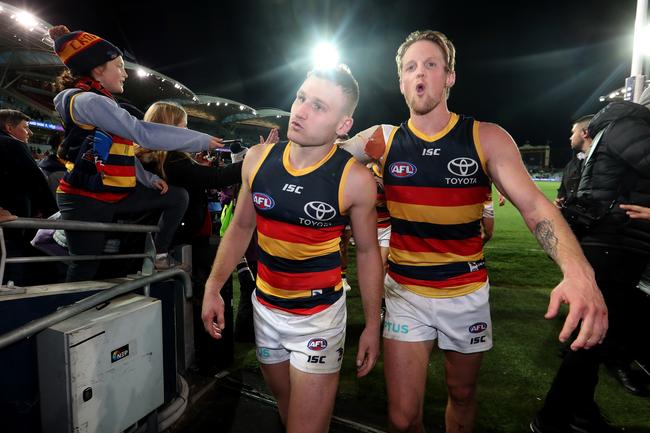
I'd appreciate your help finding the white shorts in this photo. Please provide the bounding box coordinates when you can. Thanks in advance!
[377,225,391,248]
[252,292,347,374]
[383,274,492,353]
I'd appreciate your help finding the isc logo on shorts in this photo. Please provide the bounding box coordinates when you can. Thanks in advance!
[253,192,275,210]
[307,338,328,351]
[389,162,417,178]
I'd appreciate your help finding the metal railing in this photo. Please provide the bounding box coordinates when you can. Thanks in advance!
[0,217,160,289]
[0,268,191,350]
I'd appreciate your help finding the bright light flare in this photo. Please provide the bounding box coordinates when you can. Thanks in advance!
[15,11,37,29]
[637,24,650,57]
[136,68,147,78]
[312,42,339,69]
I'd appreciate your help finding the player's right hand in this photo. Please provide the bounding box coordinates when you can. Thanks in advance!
[201,289,226,340]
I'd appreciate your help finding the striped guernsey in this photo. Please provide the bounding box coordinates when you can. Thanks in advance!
[377,113,492,298]
[250,141,355,314]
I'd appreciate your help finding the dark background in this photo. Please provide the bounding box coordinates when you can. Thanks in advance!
[16,0,645,166]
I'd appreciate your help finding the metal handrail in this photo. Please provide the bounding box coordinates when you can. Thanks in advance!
[0,218,160,233]
[0,268,192,350]
[0,217,159,288]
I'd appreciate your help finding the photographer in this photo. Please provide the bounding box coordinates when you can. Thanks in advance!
[535,89,650,431]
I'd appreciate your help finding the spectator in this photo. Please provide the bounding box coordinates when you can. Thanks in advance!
[0,109,33,143]
[0,109,57,285]
[138,102,279,367]
[38,134,67,195]
[533,87,650,432]
[137,101,247,372]
[48,25,222,281]
[555,115,594,208]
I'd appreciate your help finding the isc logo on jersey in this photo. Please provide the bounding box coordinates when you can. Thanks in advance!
[307,338,328,351]
[253,192,275,210]
[389,162,417,178]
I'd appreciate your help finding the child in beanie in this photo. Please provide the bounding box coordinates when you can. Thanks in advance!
[48,25,223,281]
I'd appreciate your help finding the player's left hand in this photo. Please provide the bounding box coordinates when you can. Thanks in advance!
[545,273,608,351]
[355,326,380,378]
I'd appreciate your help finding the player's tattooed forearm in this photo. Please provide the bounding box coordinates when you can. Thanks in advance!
[535,218,558,260]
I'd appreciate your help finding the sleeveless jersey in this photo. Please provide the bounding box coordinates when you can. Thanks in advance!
[250,141,355,314]
[380,114,492,298]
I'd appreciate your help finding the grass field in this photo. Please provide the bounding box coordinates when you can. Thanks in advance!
[231,181,649,432]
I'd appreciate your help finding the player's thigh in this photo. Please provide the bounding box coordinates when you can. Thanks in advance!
[286,366,339,433]
[384,339,434,414]
[260,360,290,401]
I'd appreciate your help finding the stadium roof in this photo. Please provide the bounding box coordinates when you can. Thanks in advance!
[0,2,197,116]
[0,2,284,135]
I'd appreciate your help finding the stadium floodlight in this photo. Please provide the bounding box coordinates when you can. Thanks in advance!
[312,42,339,69]
[14,11,38,29]
[637,23,650,57]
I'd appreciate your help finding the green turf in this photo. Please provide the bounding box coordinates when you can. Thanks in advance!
[231,181,650,432]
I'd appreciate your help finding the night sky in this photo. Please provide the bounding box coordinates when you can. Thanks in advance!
[17,0,645,166]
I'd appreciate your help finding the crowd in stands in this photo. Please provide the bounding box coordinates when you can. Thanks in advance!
[0,27,269,373]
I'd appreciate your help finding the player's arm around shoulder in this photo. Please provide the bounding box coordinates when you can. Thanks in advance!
[202,143,269,340]
[338,124,393,163]
[478,122,607,351]
[343,160,383,377]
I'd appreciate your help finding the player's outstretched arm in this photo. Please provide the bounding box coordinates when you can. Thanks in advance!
[344,161,384,377]
[480,122,608,351]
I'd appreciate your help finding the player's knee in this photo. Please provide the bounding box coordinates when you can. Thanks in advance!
[388,405,422,433]
[447,383,476,407]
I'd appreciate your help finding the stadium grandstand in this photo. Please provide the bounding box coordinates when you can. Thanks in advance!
[0,2,287,156]
[0,3,289,432]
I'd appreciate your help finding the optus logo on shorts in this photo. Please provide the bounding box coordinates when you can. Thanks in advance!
[307,338,328,351]
[389,162,417,178]
[253,192,275,210]
[468,322,488,334]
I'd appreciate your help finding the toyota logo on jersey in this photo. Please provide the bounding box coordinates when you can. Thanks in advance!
[447,157,479,177]
[389,161,417,178]
[304,201,336,221]
[253,192,275,210]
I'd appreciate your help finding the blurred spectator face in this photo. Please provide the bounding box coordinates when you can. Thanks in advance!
[6,120,33,143]
[569,121,588,152]
[92,56,128,94]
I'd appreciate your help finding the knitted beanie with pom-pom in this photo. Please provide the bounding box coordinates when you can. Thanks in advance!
[49,25,122,75]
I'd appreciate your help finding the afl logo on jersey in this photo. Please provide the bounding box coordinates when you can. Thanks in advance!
[253,192,275,210]
[304,201,336,221]
[389,162,417,178]
[447,157,479,177]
